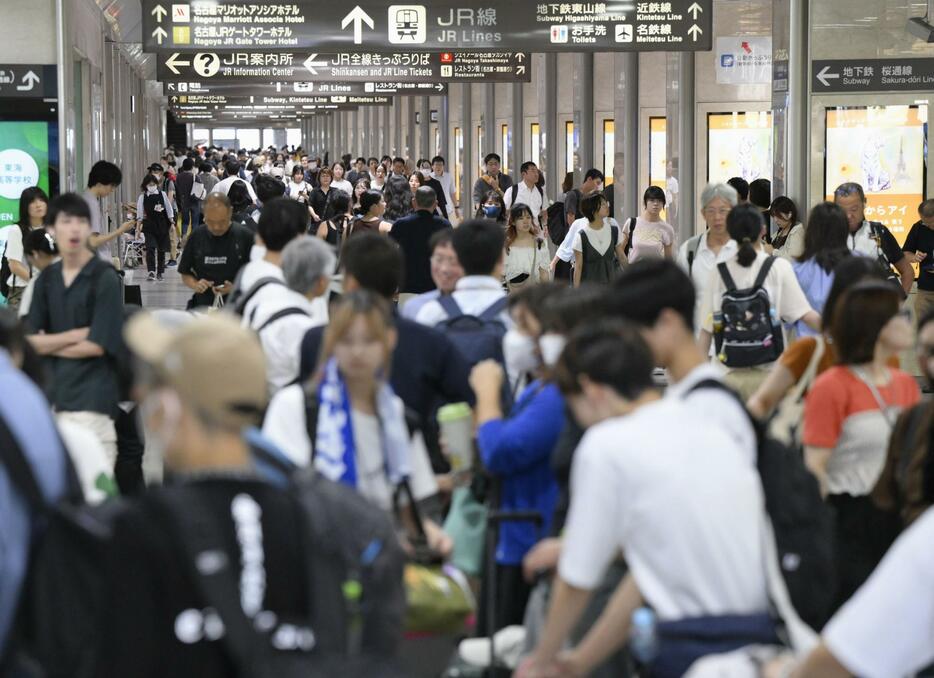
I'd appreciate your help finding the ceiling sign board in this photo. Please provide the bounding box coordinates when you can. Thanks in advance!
[812,59,934,93]
[170,94,391,106]
[163,80,446,95]
[143,1,712,52]
[156,50,529,83]
[0,65,57,99]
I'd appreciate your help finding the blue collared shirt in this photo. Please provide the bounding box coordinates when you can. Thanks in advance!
[0,350,68,651]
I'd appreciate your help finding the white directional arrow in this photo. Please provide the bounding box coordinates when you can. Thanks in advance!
[167,83,176,91]
[152,26,168,45]
[341,6,374,45]
[688,2,704,20]
[151,4,167,22]
[435,83,444,92]
[303,53,328,75]
[816,65,840,87]
[516,65,526,76]
[515,53,526,63]
[165,53,191,76]
[16,71,40,91]
[688,24,703,41]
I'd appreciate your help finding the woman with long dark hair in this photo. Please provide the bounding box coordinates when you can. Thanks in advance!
[792,201,851,337]
[383,175,414,223]
[768,195,805,259]
[503,203,550,292]
[4,187,49,311]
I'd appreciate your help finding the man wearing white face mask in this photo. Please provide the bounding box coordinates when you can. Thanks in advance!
[469,284,564,634]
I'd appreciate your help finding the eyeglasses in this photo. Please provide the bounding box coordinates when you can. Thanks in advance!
[702,208,730,217]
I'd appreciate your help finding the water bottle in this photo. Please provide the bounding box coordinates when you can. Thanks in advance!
[629,606,658,665]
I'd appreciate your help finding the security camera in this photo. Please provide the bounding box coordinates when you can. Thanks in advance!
[907,17,934,42]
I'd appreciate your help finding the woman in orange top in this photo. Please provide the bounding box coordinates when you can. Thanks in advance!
[747,256,889,419]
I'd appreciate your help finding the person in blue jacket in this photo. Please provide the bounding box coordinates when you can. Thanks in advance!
[470,283,565,632]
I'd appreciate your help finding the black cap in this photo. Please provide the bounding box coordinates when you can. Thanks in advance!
[148,163,164,172]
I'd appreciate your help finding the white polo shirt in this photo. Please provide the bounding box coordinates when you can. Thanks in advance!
[212,175,259,203]
[824,508,934,678]
[676,232,737,335]
[503,181,548,228]
[432,172,457,213]
[559,397,769,621]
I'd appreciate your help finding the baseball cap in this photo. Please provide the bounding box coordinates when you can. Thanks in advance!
[125,312,268,430]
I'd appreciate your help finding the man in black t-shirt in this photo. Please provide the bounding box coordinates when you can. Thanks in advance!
[178,193,254,309]
[903,199,934,319]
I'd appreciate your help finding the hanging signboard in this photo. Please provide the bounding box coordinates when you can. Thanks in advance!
[0,65,57,99]
[164,80,447,95]
[812,58,934,93]
[169,94,392,106]
[142,0,712,53]
[156,50,530,83]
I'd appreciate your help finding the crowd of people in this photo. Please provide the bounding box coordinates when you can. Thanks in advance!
[1,140,934,678]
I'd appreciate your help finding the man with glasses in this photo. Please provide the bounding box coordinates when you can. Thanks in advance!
[834,182,914,298]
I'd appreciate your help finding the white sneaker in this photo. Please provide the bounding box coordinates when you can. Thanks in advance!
[147,272,156,281]
[458,625,527,670]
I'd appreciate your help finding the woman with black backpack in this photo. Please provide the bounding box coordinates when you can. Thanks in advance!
[697,204,821,400]
[2,187,48,311]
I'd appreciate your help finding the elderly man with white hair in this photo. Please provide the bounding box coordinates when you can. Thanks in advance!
[248,235,334,394]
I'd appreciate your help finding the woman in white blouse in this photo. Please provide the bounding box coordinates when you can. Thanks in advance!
[503,203,551,292]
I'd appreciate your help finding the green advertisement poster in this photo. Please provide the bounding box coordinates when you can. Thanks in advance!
[0,121,50,228]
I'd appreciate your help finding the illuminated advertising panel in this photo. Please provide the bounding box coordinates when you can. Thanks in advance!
[707,111,772,185]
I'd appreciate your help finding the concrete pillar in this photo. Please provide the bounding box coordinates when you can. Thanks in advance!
[614,52,640,223]
[511,82,524,182]
[572,53,594,182]
[463,84,474,210]
[405,99,416,160]
[440,95,450,160]
[538,53,558,200]
[381,106,390,156]
[666,52,696,242]
[772,0,810,206]
[483,83,495,160]
[420,97,430,162]
[393,100,402,157]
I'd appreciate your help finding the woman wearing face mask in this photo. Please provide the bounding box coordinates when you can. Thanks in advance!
[135,174,174,282]
[470,284,565,633]
[503,203,551,293]
[263,291,452,556]
[475,191,507,225]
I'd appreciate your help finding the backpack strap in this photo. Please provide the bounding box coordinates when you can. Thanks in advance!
[438,294,464,320]
[687,234,703,276]
[233,277,285,315]
[304,384,320,458]
[0,414,46,513]
[478,296,508,322]
[509,184,520,207]
[256,307,309,333]
[752,256,778,291]
[716,262,738,292]
[685,378,765,443]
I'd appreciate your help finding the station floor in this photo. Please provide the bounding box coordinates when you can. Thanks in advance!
[130,256,192,311]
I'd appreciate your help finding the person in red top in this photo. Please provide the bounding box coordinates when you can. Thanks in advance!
[803,279,920,612]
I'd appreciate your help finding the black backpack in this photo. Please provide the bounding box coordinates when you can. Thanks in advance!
[153,481,406,678]
[0,415,126,678]
[713,257,784,368]
[546,202,568,246]
[0,240,12,299]
[622,217,637,258]
[687,379,835,632]
[437,295,509,370]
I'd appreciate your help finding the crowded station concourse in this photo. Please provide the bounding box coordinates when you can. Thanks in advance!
[6,1,934,676]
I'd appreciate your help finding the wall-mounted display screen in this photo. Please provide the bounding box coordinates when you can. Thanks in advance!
[0,121,52,228]
[824,105,928,244]
[648,117,669,220]
[707,111,772,185]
